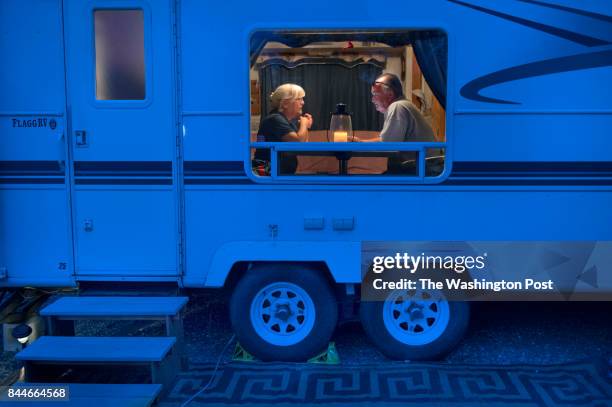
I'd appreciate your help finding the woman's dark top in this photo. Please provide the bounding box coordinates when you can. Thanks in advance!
[254,110,298,174]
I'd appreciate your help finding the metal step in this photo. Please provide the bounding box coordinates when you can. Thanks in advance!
[16,336,178,388]
[41,296,188,319]
[40,295,188,369]
[17,336,176,363]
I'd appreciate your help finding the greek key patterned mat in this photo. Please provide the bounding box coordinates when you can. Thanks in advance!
[160,361,612,406]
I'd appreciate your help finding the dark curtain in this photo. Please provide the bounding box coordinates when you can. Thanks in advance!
[258,58,384,131]
[412,31,447,108]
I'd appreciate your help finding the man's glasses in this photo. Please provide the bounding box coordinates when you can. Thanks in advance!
[372,81,390,88]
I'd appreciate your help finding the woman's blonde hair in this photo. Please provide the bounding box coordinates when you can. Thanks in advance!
[269,83,305,111]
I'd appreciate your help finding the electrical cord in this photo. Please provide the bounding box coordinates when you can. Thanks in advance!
[181,333,236,407]
[22,287,73,297]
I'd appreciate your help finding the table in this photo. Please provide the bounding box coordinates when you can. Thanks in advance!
[296,130,387,175]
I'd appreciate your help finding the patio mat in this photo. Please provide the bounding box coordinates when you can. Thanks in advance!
[161,360,612,406]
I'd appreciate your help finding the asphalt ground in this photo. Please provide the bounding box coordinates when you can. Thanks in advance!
[1,289,611,383]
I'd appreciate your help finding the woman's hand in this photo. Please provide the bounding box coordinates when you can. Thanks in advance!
[300,113,313,129]
[288,113,313,142]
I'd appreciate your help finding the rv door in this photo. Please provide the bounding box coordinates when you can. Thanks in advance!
[63,0,180,279]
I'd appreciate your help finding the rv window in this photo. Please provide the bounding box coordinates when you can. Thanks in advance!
[249,30,447,181]
[94,10,145,100]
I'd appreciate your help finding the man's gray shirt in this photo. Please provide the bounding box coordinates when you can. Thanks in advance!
[379,98,435,164]
[380,98,435,142]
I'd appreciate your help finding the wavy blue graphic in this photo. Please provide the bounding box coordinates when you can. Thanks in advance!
[448,0,612,104]
[461,49,612,104]
[447,0,610,47]
[518,0,612,23]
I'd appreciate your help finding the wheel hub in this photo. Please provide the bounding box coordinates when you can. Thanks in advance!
[250,282,317,346]
[408,307,424,321]
[383,289,451,346]
[274,303,293,321]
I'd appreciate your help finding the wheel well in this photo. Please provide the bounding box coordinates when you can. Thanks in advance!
[223,261,336,291]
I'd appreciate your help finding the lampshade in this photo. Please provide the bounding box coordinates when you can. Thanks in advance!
[329,103,353,142]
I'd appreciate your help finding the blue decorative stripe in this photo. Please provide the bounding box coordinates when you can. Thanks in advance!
[447,0,610,47]
[447,161,612,185]
[184,161,246,176]
[73,161,173,185]
[451,161,612,177]
[184,178,255,185]
[74,161,172,177]
[460,49,612,104]
[518,0,612,23]
[0,178,64,185]
[183,161,253,184]
[442,179,612,186]
[0,161,65,176]
[4,160,609,186]
[74,178,173,185]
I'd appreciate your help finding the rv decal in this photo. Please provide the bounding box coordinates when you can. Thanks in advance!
[447,0,610,47]
[460,49,612,104]
[11,118,50,128]
[448,0,612,104]
[516,0,612,24]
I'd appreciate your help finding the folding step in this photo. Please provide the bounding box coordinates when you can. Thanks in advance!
[2,383,162,407]
[41,296,187,327]
[40,296,188,367]
[16,336,178,388]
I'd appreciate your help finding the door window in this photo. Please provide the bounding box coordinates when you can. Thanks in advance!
[94,9,145,100]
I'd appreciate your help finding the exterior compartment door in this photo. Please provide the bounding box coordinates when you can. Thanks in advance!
[0,0,74,287]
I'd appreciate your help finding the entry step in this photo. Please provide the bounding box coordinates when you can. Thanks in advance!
[40,296,188,318]
[40,296,188,368]
[16,336,178,388]
[16,336,176,363]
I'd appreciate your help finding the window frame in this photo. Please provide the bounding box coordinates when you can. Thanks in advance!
[89,3,153,109]
[246,28,452,185]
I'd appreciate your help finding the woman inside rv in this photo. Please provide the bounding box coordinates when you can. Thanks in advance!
[254,83,313,175]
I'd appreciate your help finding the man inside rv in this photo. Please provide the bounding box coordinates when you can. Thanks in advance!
[370,73,435,173]
[254,83,313,175]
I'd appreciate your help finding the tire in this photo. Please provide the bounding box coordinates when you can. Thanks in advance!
[360,287,469,360]
[229,264,338,361]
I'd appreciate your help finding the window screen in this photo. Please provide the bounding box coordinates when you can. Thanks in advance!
[94,10,145,100]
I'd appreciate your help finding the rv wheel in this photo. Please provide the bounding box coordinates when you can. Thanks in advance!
[360,288,469,360]
[230,264,337,361]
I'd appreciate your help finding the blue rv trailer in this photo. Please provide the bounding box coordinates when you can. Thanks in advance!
[1,0,611,361]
